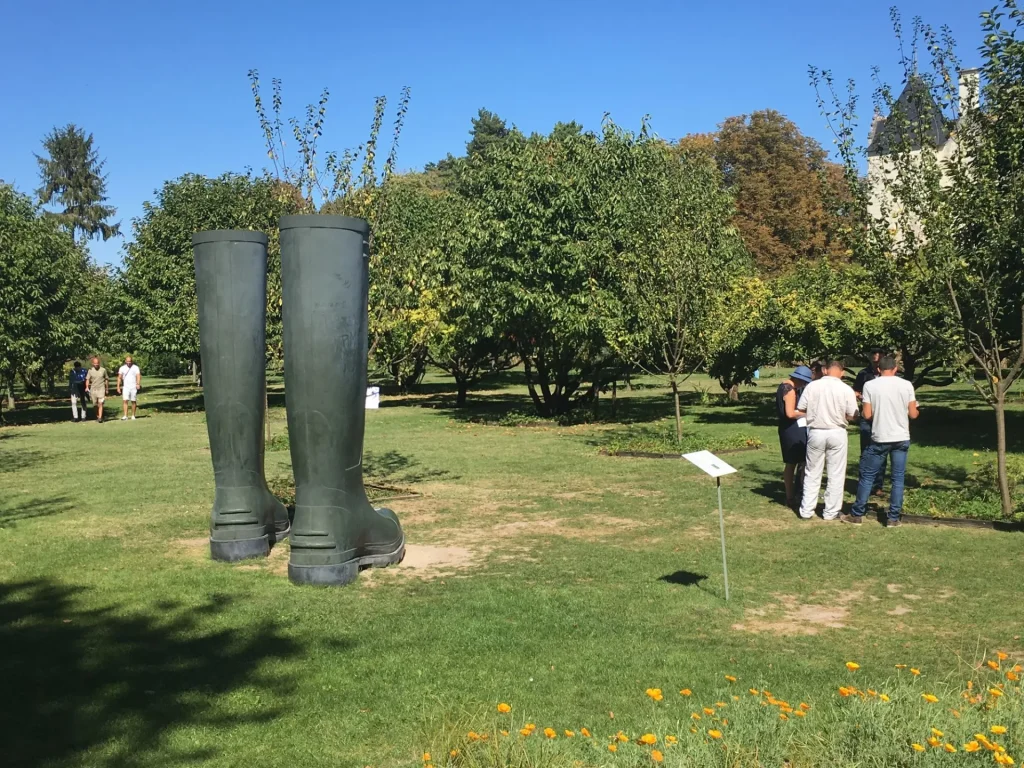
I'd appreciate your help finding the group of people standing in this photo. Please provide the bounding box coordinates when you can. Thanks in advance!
[68,356,142,422]
[776,350,919,526]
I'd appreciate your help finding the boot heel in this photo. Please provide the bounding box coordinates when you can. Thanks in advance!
[288,561,359,586]
[210,535,270,562]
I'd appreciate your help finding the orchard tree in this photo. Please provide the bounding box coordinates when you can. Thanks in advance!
[0,185,85,414]
[708,277,777,400]
[36,124,120,243]
[813,3,1024,516]
[609,142,745,440]
[424,172,517,405]
[121,173,296,377]
[452,122,620,415]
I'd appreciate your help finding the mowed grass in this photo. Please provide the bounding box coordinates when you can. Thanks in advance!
[0,370,1022,767]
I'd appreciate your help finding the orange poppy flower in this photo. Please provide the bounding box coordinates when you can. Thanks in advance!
[639,733,657,746]
[651,750,664,763]
[922,693,939,703]
[497,703,511,714]
[708,729,723,739]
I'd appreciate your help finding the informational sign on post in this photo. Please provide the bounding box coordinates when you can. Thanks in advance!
[365,386,380,410]
[683,451,737,601]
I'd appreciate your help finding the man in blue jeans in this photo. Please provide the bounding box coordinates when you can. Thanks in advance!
[854,348,886,495]
[842,355,920,527]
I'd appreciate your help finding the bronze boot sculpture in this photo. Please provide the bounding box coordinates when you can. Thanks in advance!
[280,215,405,585]
[193,230,291,561]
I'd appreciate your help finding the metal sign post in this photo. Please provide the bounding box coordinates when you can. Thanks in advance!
[683,451,737,601]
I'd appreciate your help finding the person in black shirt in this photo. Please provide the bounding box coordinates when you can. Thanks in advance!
[69,361,88,422]
[776,365,813,509]
[854,349,885,495]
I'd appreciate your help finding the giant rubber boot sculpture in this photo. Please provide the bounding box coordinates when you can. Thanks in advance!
[193,230,291,561]
[280,215,405,586]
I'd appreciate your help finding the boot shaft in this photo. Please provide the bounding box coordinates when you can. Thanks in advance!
[279,215,371,509]
[193,231,270,488]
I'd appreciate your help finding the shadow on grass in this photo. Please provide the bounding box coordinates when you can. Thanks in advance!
[364,449,454,485]
[0,495,74,528]
[0,580,308,768]
[659,570,708,587]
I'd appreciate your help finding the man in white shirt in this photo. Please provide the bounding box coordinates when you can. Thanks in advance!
[842,355,919,527]
[796,359,858,520]
[117,355,142,421]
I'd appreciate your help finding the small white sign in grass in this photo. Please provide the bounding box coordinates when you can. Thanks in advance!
[684,451,737,601]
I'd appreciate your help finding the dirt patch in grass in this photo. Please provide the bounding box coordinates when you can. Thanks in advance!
[172,537,209,558]
[733,591,864,635]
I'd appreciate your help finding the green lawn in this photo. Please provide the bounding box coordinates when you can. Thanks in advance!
[1,371,1021,767]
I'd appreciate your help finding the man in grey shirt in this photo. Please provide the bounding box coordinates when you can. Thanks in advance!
[843,354,919,527]
[797,359,859,520]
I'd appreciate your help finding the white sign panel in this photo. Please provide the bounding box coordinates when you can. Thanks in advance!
[683,450,737,478]
[365,386,380,410]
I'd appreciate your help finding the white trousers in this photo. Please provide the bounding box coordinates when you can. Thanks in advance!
[800,428,849,519]
[71,395,87,420]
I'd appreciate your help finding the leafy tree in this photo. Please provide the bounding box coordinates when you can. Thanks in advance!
[423,180,516,405]
[608,142,745,440]
[708,277,777,400]
[452,124,622,415]
[812,4,1024,516]
[35,124,120,243]
[121,174,296,376]
[681,111,850,276]
[0,184,85,414]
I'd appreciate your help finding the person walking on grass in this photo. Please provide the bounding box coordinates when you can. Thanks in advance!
[797,359,858,520]
[842,354,919,528]
[69,361,88,422]
[117,355,142,421]
[854,348,887,497]
[776,365,813,509]
[85,357,108,422]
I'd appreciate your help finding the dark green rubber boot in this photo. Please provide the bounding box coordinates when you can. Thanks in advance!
[280,215,405,586]
[193,230,291,562]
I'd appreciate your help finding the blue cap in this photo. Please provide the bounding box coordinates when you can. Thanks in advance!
[792,365,813,384]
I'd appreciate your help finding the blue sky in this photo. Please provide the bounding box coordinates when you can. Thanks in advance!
[1,0,986,266]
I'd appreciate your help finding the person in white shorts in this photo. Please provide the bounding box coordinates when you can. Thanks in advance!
[796,359,858,520]
[117,355,142,421]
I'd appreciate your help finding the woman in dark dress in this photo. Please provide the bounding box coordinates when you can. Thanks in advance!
[777,366,814,508]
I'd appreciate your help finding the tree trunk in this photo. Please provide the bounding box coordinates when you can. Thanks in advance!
[455,378,468,407]
[994,393,1013,517]
[901,348,917,383]
[191,359,199,385]
[46,372,56,397]
[728,383,740,402]
[611,378,617,418]
[671,377,683,444]
[5,379,14,411]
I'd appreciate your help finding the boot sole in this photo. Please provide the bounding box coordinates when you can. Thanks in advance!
[288,537,406,586]
[210,535,270,562]
[211,521,290,562]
